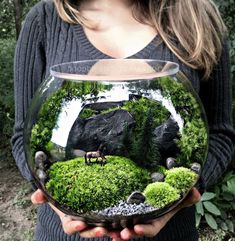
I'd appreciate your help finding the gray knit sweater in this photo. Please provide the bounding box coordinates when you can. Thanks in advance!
[12,1,234,241]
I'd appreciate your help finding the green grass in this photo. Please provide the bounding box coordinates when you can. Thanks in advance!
[46,156,151,212]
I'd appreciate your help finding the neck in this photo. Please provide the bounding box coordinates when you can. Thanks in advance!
[79,0,136,30]
[80,0,133,12]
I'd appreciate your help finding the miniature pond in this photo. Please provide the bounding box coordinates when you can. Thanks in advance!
[24,59,208,229]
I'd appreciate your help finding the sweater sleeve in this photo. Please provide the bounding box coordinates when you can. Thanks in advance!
[11,3,46,182]
[199,40,235,189]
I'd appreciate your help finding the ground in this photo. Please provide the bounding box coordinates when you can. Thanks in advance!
[0,143,36,241]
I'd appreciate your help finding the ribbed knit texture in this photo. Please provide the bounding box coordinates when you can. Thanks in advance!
[12,1,234,240]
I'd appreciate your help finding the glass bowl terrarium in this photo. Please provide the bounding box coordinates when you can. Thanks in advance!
[24,59,208,229]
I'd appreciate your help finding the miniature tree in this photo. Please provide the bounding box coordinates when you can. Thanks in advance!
[120,122,133,157]
[131,108,161,168]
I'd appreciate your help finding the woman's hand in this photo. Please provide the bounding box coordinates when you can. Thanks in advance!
[31,189,108,237]
[117,188,201,240]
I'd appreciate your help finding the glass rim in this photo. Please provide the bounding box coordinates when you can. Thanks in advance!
[50,59,179,81]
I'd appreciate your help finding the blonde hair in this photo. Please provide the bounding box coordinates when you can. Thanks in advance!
[53,0,227,79]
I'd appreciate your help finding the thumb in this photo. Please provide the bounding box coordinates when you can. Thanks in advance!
[31,189,47,204]
[181,188,201,208]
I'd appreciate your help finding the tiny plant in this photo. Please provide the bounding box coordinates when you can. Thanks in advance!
[144,182,180,209]
[165,167,198,194]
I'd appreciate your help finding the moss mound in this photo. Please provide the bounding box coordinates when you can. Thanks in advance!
[143,182,180,209]
[46,156,151,212]
[165,167,198,194]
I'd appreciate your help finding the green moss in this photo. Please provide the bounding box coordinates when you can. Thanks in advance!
[79,108,96,118]
[177,118,208,163]
[46,156,151,212]
[144,182,180,209]
[152,165,167,175]
[165,167,198,194]
[158,76,208,165]
[122,97,169,133]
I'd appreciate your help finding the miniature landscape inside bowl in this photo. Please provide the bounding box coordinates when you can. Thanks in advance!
[24,59,208,229]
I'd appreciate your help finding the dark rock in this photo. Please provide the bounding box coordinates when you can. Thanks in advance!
[66,109,135,157]
[154,118,180,158]
[36,169,48,184]
[127,192,145,204]
[166,157,177,169]
[151,172,165,182]
[35,151,47,170]
[190,162,201,174]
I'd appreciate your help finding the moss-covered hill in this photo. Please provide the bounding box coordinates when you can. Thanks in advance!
[46,156,151,212]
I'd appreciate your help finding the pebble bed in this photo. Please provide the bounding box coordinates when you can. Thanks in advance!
[94,201,156,216]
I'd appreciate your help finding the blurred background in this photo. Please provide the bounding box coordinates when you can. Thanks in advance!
[0,0,234,240]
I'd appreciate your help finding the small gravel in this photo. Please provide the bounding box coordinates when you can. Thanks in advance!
[94,201,156,216]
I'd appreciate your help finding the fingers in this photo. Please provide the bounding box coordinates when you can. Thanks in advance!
[133,213,173,238]
[48,202,65,216]
[61,215,87,235]
[48,203,88,235]
[108,231,122,241]
[134,223,158,237]
[49,203,107,237]
[31,189,47,204]
[120,217,170,240]
[120,228,138,240]
[181,188,201,208]
[79,227,108,238]
[31,192,106,237]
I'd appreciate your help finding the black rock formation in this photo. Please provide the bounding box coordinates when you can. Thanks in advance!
[154,117,180,159]
[66,109,135,157]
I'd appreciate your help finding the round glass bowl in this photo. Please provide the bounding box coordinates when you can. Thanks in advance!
[24,59,208,229]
